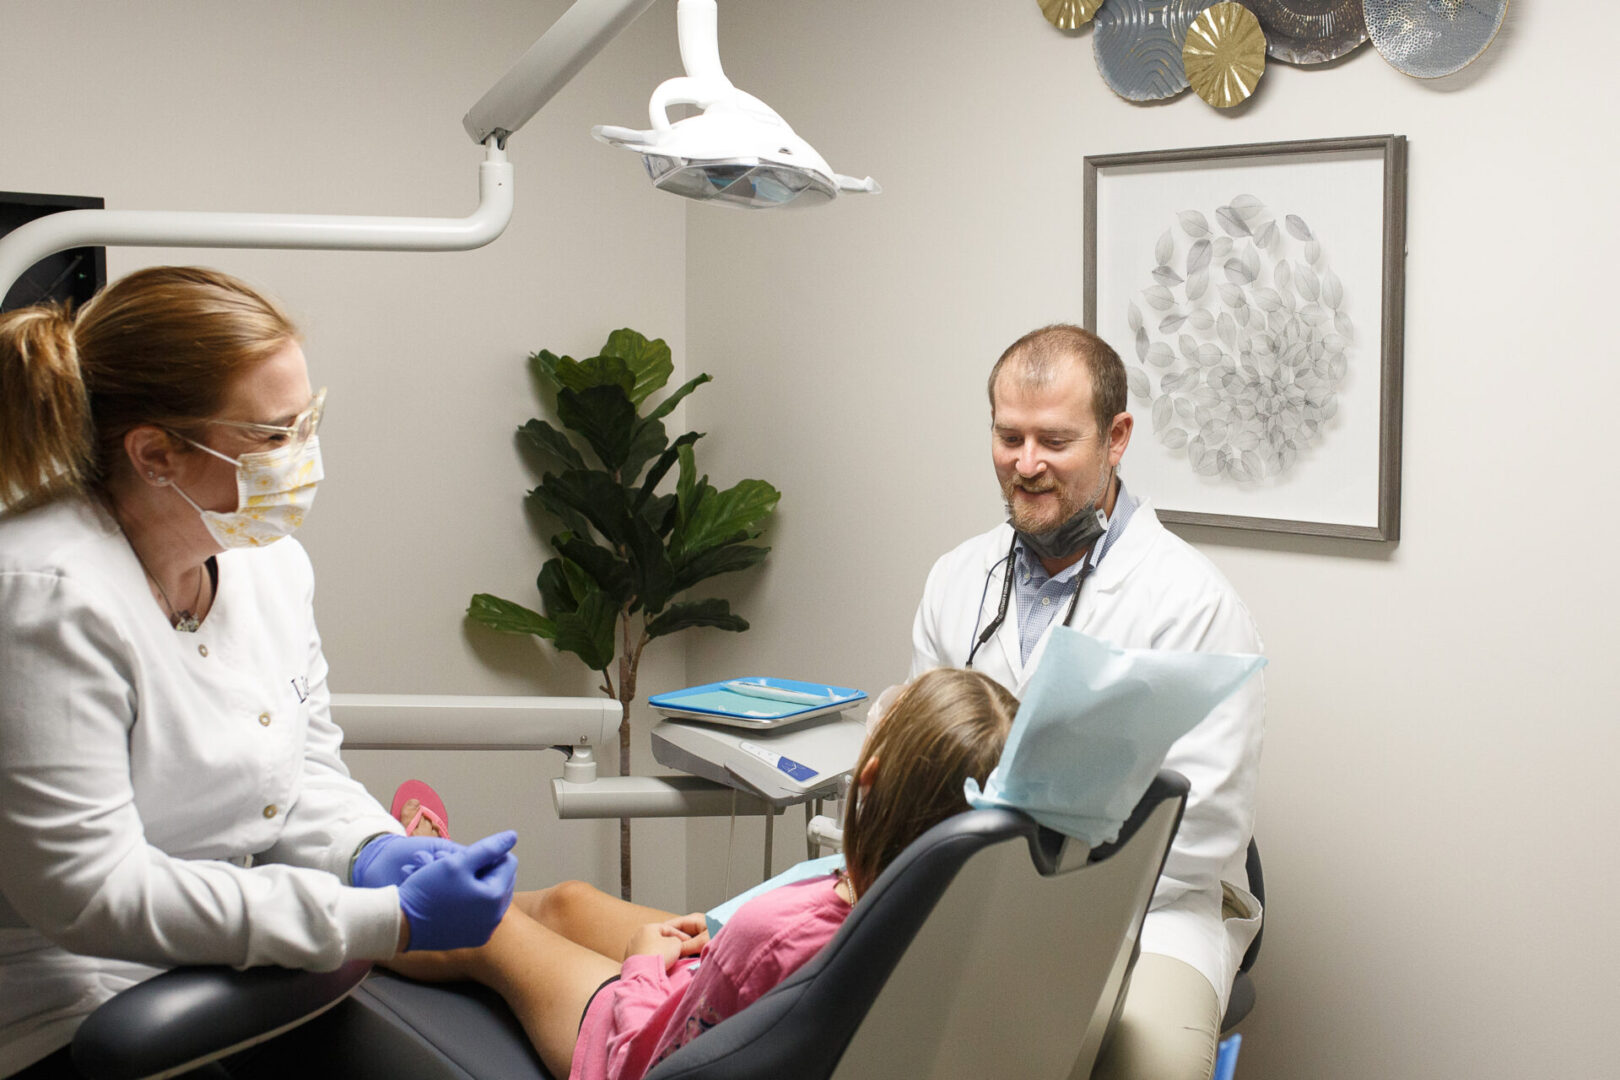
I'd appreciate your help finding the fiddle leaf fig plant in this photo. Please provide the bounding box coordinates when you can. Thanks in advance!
[468,329,778,900]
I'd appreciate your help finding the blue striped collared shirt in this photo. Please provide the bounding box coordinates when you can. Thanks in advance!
[1012,478,1139,664]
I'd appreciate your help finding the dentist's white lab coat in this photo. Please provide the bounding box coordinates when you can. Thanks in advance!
[910,500,1264,1010]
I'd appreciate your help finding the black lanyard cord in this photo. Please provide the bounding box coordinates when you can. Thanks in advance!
[968,537,1097,668]
[965,541,1016,668]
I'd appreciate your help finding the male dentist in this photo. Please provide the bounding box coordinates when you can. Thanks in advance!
[909,324,1264,1080]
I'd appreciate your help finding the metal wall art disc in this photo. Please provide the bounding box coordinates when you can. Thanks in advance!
[1365,0,1508,78]
[1094,0,1222,101]
[1245,0,1369,65]
[1039,0,1105,30]
[1184,3,1268,107]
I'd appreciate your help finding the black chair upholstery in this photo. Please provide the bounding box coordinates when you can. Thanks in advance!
[70,960,371,1080]
[70,772,1191,1080]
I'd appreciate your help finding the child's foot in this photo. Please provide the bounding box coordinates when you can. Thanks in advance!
[390,779,450,839]
[398,798,446,837]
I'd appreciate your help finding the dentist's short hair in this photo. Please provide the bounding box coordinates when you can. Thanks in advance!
[988,324,1127,435]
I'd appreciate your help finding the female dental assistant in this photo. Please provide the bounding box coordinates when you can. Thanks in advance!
[0,267,516,1078]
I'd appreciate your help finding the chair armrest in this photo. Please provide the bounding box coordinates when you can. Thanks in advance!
[71,961,371,1080]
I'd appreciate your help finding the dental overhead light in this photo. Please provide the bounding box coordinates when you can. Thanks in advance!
[590,0,878,209]
[0,0,875,300]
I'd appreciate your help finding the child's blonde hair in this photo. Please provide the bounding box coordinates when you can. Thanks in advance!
[842,668,1018,897]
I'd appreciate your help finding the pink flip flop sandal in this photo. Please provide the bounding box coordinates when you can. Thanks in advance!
[390,779,450,840]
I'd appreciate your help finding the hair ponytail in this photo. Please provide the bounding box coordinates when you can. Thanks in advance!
[0,266,298,513]
[0,302,93,509]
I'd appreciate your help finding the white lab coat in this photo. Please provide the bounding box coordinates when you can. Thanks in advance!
[910,500,1264,1010]
[0,496,404,1074]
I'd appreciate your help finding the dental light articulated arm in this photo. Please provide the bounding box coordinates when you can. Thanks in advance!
[0,142,513,300]
[0,0,658,301]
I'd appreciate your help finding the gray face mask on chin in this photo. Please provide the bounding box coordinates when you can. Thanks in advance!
[1014,503,1107,562]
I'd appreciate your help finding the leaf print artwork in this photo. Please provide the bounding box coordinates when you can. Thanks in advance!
[1124,195,1353,483]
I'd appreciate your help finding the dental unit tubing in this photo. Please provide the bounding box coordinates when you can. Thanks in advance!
[0,142,515,302]
[463,0,660,146]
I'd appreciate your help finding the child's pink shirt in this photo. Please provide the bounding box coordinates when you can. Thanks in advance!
[569,874,849,1080]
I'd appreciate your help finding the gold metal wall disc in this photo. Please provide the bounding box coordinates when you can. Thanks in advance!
[1039,0,1105,30]
[1094,0,1221,102]
[1184,3,1267,107]
[1365,0,1508,78]
[1245,0,1369,65]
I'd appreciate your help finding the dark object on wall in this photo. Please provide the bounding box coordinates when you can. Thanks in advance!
[0,192,106,313]
[1246,0,1369,65]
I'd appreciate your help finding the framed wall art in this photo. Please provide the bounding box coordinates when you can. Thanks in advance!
[1084,135,1406,540]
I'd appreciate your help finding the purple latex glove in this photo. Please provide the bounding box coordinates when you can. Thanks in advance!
[397,830,519,951]
[352,834,462,888]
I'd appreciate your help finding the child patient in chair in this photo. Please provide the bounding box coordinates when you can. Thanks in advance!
[386,667,1016,1080]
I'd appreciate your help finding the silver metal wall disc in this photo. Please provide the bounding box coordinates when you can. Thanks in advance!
[1093,0,1222,102]
[1365,0,1508,78]
[1245,0,1369,65]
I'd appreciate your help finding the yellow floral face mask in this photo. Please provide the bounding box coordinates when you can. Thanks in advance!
[167,435,324,549]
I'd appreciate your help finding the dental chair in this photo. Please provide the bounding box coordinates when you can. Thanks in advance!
[70,771,1189,1080]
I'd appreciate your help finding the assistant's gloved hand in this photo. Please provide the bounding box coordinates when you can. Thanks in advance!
[352,834,462,888]
[397,830,519,952]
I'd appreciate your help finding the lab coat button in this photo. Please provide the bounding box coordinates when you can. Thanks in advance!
[263,804,278,819]
[258,713,272,727]
[198,644,209,657]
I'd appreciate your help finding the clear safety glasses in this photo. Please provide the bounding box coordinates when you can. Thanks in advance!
[206,387,326,448]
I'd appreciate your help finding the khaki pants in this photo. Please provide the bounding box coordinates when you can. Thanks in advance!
[1090,953,1223,1080]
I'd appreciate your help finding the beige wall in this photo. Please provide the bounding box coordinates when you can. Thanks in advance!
[0,0,693,910]
[682,2,1619,1078]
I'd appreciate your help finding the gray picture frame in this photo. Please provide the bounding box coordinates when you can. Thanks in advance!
[1084,135,1407,541]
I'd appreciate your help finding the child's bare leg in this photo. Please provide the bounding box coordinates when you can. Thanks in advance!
[384,906,618,1077]
[515,880,682,960]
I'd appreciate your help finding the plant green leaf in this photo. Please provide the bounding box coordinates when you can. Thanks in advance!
[676,442,703,523]
[601,329,675,406]
[646,598,749,639]
[640,492,678,537]
[467,594,557,638]
[557,385,637,471]
[635,431,702,510]
[533,469,634,546]
[642,373,712,429]
[550,591,617,671]
[517,419,585,471]
[628,516,675,615]
[526,486,591,541]
[554,354,634,396]
[537,555,595,616]
[670,542,770,594]
[556,535,635,607]
[622,415,670,487]
[528,350,569,395]
[674,478,779,558]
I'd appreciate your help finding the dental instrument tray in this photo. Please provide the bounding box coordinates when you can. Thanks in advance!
[649,677,867,730]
